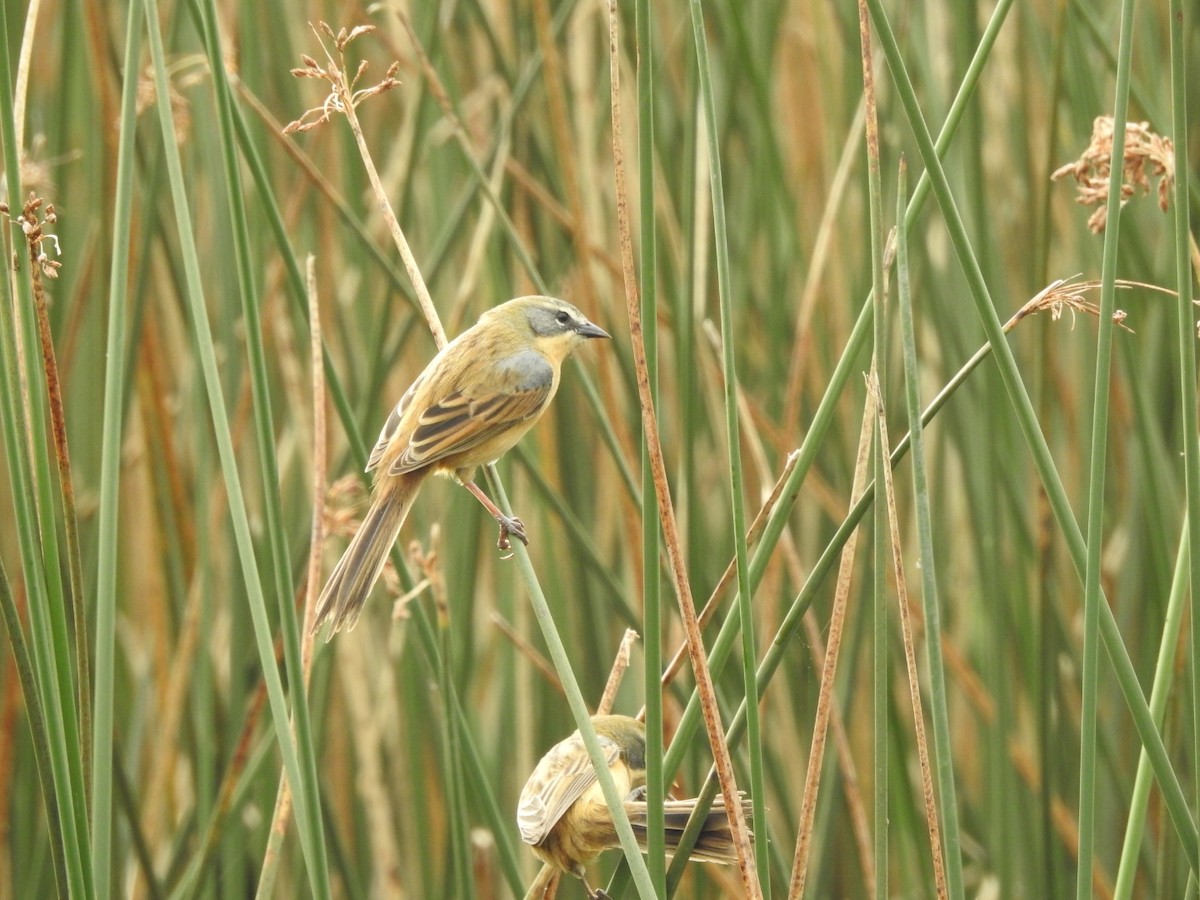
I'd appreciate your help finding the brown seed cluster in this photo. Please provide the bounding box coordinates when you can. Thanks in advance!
[283,22,400,136]
[5,194,62,280]
[1052,116,1174,233]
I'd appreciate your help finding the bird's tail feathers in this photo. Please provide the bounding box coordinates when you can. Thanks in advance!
[626,794,754,865]
[313,477,418,637]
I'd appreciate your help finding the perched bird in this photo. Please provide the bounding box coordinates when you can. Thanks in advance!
[518,715,752,899]
[314,296,609,636]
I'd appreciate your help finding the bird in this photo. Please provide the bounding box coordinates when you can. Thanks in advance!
[517,715,752,899]
[313,295,609,636]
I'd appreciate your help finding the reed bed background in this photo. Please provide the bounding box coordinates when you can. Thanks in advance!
[0,0,1197,897]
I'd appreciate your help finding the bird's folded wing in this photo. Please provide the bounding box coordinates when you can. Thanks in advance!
[517,733,620,846]
[366,373,425,472]
[389,351,554,475]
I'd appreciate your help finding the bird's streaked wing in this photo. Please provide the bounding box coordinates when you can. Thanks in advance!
[366,373,425,472]
[517,731,620,846]
[388,350,554,475]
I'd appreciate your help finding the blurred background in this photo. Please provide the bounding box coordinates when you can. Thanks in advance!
[0,0,1197,897]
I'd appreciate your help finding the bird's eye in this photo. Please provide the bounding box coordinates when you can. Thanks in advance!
[555,311,570,325]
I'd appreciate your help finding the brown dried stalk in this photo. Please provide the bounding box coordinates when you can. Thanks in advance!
[283,22,445,349]
[870,374,948,900]
[789,382,875,899]
[606,2,759,894]
[10,196,91,811]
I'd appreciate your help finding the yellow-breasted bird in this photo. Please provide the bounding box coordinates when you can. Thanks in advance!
[314,296,609,636]
[517,715,752,899]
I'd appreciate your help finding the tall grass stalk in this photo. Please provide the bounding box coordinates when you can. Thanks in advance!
[634,0,666,892]
[1077,1,1136,894]
[896,160,964,899]
[90,0,142,891]
[1166,0,1200,877]
[855,1,890,896]
[686,0,767,893]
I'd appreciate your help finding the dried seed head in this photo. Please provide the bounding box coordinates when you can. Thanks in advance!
[284,21,402,135]
[1052,116,1174,233]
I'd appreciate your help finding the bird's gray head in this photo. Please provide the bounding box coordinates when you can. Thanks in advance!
[511,296,610,341]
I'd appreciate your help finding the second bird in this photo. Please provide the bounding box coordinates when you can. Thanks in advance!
[314,295,609,636]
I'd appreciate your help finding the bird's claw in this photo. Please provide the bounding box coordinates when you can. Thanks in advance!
[496,514,528,553]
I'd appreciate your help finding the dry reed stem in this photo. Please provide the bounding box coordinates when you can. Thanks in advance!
[17,195,92,815]
[258,257,328,887]
[800,613,876,896]
[704,315,878,895]
[12,0,41,155]
[599,628,639,717]
[788,381,876,899]
[655,450,800,695]
[869,373,947,899]
[285,22,445,349]
[491,612,565,697]
[607,3,759,892]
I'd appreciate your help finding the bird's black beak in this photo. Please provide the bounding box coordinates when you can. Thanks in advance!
[576,321,610,340]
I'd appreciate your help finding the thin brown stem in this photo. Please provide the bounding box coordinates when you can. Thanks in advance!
[870,374,947,900]
[788,385,875,899]
[606,2,758,895]
[655,451,799,694]
[23,198,91,811]
[332,56,445,349]
[258,256,329,892]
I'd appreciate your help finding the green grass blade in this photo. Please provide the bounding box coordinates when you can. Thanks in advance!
[140,1,325,892]
[90,0,142,891]
[192,0,330,890]
[1166,0,1200,876]
[896,159,964,899]
[688,0,767,892]
[1077,2,1136,894]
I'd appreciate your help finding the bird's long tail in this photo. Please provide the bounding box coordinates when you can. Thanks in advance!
[313,475,420,637]
[626,794,754,865]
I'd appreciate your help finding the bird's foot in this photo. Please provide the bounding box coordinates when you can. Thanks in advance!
[495,514,528,553]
